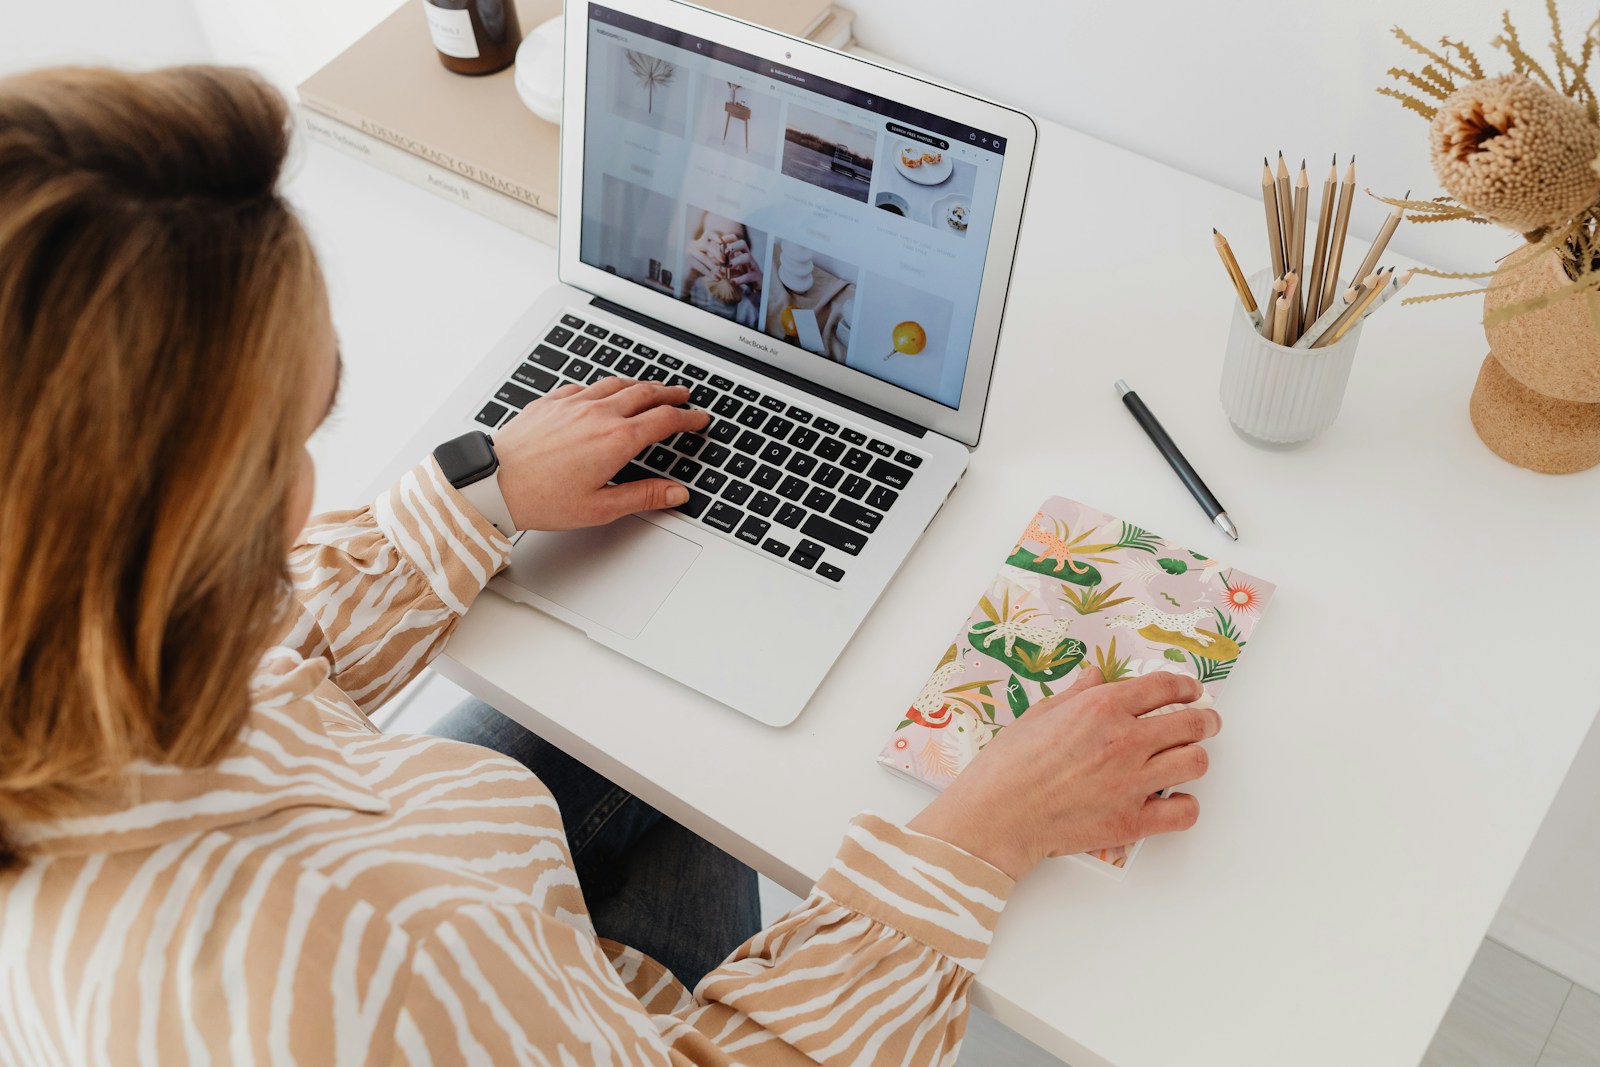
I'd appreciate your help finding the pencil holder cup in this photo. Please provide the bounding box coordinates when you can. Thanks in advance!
[1219,270,1362,446]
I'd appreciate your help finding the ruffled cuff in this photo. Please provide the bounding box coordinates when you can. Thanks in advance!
[373,458,514,615]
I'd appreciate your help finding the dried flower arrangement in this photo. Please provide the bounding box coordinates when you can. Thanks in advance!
[1377,4,1600,327]
[624,49,676,114]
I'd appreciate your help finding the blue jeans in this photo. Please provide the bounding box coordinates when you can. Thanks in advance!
[430,700,762,990]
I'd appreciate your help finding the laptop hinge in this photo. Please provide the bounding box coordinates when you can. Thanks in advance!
[590,297,928,438]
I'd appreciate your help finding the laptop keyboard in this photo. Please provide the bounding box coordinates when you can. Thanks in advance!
[471,311,923,584]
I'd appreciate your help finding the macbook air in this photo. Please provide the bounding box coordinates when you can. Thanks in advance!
[407,0,1036,726]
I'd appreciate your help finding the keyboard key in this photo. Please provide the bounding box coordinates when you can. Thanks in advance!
[726,453,757,479]
[735,407,767,430]
[759,441,791,466]
[867,484,899,511]
[804,486,836,512]
[735,514,769,544]
[749,491,779,517]
[690,385,718,407]
[832,499,883,534]
[592,345,621,366]
[643,446,674,471]
[815,437,845,461]
[867,438,894,457]
[840,474,870,499]
[475,401,508,427]
[712,395,742,417]
[495,382,537,409]
[617,355,645,376]
[777,476,807,501]
[751,464,781,489]
[790,538,825,569]
[802,514,867,555]
[530,345,568,370]
[895,450,923,468]
[696,469,728,493]
[759,395,785,411]
[762,538,789,556]
[704,502,742,533]
[568,335,596,357]
[666,374,689,389]
[609,333,633,349]
[640,365,668,382]
[559,314,585,330]
[814,463,844,488]
[634,343,659,358]
[710,374,734,390]
[707,420,738,443]
[546,325,574,346]
[674,433,705,457]
[817,562,845,582]
[841,448,873,472]
[813,417,841,434]
[583,323,608,339]
[611,462,653,484]
[512,363,558,392]
[841,428,867,445]
[868,457,914,490]
[734,430,764,455]
[764,416,794,440]
[565,359,593,380]
[776,503,805,528]
[786,406,812,423]
[658,353,683,369]
[588,369,611,385]
[670,457,701,482]
[723,480,754,505]
[735,385,760,401]
[786,453,817,478]
[700,443,731,467]
[683,363,708,380]
[674,488,711,519]
[789,426,820,451]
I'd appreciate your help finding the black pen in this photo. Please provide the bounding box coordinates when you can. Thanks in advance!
[1115,380,1238,540]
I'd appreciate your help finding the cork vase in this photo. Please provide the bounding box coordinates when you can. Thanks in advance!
[1469,248,1600,473]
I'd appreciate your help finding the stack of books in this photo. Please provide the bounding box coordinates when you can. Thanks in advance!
[298,0,854,245]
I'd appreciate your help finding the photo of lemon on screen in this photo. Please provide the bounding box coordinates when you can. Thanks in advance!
[883,320,926,360]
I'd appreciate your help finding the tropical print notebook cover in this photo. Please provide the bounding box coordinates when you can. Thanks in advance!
[878,496,1276,873]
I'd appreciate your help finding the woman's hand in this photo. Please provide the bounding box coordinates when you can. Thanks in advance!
[906,668,1220,880]
[491,379,709,531]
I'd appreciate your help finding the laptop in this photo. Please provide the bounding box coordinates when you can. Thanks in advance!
[415,0,1035,727]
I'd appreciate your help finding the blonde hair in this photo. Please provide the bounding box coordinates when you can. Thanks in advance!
[0,66,326,868]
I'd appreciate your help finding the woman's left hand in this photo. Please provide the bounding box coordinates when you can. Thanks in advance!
[491,379,709,531]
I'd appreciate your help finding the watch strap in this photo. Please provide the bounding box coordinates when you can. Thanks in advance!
[456,470,518,538]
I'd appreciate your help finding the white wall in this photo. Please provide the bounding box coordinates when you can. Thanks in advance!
[848,0,1585,276]
[0,0,210,74]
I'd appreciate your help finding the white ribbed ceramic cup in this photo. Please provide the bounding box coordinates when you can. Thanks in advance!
[1219,269,1362,445]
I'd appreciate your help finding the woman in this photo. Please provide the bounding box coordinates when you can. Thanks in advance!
[0,67,1217,1064]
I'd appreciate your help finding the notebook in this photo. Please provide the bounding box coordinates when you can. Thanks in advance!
[878,496,1276,874]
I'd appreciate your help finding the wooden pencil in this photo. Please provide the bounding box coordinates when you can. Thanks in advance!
[1213,228,1263,327]
[1348,193,1405,289]
[1288,160,1309,340]
[1272,294,1290,345]
[1261,159,1286,278]
[1311,268,1389,348]
[1261,274,1285,339]
[1304,155,1336,332]
[1318,156,1356,317]
[1274,152,1293,273]
[1293,281,1364,349]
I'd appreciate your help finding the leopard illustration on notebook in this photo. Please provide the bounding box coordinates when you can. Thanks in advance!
[878,496,1276,874]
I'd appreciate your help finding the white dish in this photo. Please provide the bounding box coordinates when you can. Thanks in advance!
[931,192,972,234]
[893,141,953,185]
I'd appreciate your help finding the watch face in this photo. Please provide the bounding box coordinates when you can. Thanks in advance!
[435,431,498,487]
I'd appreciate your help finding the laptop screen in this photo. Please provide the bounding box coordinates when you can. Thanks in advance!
[578,5,1009,410]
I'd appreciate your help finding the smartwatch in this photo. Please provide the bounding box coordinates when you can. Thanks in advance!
[432,431,517,537]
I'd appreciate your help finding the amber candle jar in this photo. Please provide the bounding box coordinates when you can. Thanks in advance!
[422,0,523,76]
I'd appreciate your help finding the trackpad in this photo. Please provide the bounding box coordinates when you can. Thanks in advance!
[505,516,699,639]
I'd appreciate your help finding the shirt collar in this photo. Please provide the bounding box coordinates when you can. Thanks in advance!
[14,648,390,857]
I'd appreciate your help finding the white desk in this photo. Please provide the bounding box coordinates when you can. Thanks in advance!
[297,111,1600,1067]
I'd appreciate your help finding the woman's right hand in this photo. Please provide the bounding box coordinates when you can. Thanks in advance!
[906,668,1220,880]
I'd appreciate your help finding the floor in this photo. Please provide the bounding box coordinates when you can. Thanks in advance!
[379,670,1600,1066]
